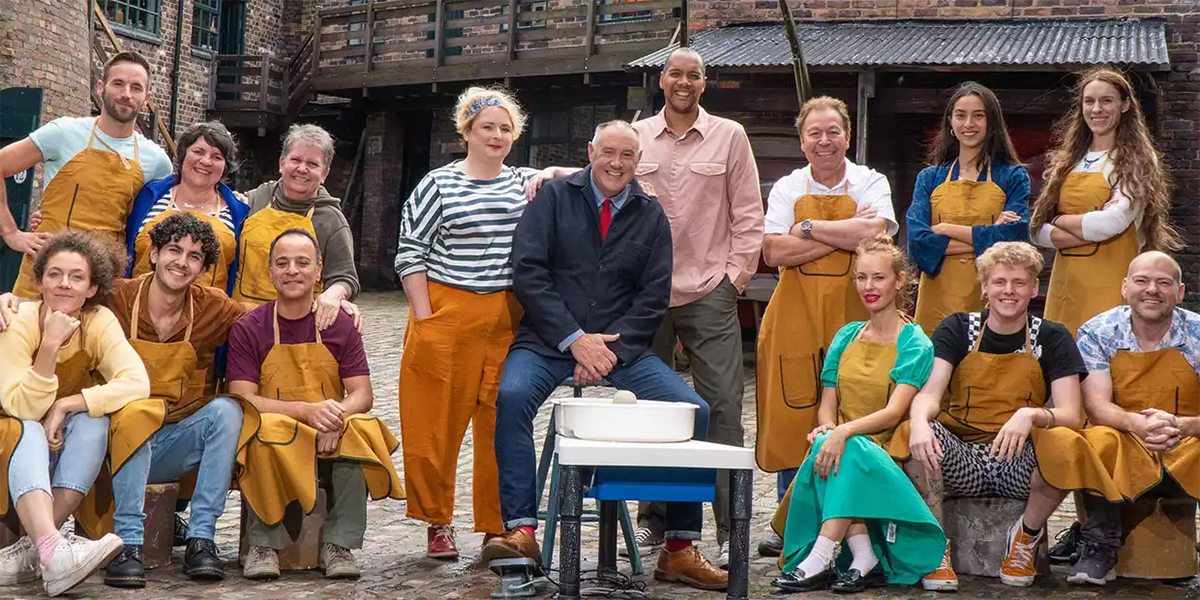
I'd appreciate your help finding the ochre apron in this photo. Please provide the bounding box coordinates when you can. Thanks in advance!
[131,194,238,291]
[756,182,867,472]
[888,314,1121,500]
[1080,348,1200,500]
[233,199,321,305]
[15,123,145,297]
[0,308,96,516]
[237,304,403,526]
[914,162,1007,335]
[1042,156,1139,336]
[771,320,905,536]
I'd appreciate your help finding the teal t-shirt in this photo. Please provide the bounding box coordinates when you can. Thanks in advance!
[28,116,172,187]
[820,321,934,389]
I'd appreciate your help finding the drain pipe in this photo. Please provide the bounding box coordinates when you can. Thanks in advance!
[168,0,185,138]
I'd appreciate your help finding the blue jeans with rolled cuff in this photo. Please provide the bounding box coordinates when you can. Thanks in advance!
[9,412,110,506]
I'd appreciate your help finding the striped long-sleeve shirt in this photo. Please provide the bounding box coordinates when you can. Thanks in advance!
[395,162,539,293]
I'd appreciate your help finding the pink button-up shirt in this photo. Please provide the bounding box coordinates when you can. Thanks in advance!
[633,107,763,307]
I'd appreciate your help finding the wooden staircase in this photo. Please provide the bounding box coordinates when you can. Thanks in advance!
[207,24,319,135]
[90,1,176,158]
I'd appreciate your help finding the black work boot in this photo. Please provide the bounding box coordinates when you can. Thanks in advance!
[173,513,189,547]
[184,538,225,581]
[103,545,145,588]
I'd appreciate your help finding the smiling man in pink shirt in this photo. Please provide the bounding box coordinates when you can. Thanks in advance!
[630,47,763,566]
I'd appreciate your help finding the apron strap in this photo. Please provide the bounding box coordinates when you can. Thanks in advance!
[271,303,319,345]
[305,204,317,220]
[183,295,195,342]
[131,275,195,343]
[945,159,990,184]
[969,311,1041,357]
[88,122,133,171]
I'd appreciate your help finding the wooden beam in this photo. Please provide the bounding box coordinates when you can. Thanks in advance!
[854,69,874,164]
[259,54,272,112]
[584,0,596,58]
[433,0,446,67]
[364,1,376,74]
[505,0,517,62]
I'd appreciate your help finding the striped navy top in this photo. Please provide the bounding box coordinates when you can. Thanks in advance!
[138,188,235,234]
[395,162,539,293]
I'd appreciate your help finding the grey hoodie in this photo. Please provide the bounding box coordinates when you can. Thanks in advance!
[246,181,360,300]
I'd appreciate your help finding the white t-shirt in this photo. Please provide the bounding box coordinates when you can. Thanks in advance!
[28,116,173,187]
[1031,150,1144,249]
[763,158,898,236]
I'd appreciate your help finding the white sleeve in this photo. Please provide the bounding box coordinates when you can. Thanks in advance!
[1080,190,1141,242]
[1031,223,1055,248]
[764,177,797,235]
[859,170,898,236]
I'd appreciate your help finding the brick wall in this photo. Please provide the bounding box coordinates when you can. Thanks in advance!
[0,0,91,123]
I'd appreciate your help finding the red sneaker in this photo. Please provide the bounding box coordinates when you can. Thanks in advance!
[427,524,458,560]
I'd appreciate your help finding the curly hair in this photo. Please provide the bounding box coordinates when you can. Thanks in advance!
[928,82,1022,170]
[32,232,125,310]
[1030,67,1181,252]
[855,234,916,315]
[147,212,221,271]
[975,241,1044,282]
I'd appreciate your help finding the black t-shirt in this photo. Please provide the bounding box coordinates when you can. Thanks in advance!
[931,311,1086,394]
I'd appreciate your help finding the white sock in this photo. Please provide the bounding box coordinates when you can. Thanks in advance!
[795,536,837,577]
[847,534,879,574]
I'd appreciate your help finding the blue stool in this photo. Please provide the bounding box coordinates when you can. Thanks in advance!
[535,379,643,574]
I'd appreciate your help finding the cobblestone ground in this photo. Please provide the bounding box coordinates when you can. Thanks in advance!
[11,292,1198,599]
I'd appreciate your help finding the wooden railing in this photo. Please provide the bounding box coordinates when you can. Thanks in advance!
[90,1,176,157]
[208,54,290,115]
[313,0,680,90]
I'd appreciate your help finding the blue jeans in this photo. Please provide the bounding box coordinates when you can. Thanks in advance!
[112,398,243,545]
[777,468,797,504]
[9,412,110,504]
[494,349,710,540]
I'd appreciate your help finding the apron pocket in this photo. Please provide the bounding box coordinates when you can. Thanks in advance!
[255,414,303,445]
[779,353,820,409]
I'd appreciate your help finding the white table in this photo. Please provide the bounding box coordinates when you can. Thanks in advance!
[554,437,756,600]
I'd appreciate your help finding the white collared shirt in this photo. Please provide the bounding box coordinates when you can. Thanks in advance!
[763,158,897,236]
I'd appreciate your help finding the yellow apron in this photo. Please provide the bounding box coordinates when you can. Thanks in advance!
[131,194,238,292]
[914,162,1007,335]
[15,123,145,297]
[0,313,96,516]
[771,320,906,536]
[1042,157,1139,336]
[756,182,867,472]
[888,314,1122,500]
[1080,348,1200,500]
[232,200,321,305]
[236,304,403,526]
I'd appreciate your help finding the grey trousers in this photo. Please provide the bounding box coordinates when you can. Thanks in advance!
[638,276,745,544]
[246,459,369,550]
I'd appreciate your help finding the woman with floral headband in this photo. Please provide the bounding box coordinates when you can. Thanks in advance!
[395,87,564,559]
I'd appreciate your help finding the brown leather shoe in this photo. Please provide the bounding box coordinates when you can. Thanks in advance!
[480,528,542,564]
[654,544,728,591]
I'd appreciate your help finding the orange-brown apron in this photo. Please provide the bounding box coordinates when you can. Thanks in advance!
[237,304,403,526]
[15,123,145,297]
[914,162,1007,335]
[131,194,238,291]
[756,181,867,472]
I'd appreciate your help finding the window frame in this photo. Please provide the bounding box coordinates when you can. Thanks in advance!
[103,0,164,41]
[191,0,222,54]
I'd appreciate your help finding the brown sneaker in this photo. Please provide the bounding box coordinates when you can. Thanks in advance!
[653,544,728,591]
[426,525,458,560]
[480,528,542,564]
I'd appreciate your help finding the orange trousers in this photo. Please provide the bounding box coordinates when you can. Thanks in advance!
[398,281,520,533]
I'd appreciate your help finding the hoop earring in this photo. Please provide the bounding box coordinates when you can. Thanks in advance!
[951,129,957,139]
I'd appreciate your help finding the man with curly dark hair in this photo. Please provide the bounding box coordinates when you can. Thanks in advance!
[91,212,251,587]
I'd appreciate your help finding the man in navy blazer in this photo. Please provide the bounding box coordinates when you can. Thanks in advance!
[483,121,727,590]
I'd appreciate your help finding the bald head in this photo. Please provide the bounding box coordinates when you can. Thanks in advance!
[1122,251,1185,326]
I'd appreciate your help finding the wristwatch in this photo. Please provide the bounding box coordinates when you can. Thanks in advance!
[799,219,814,239]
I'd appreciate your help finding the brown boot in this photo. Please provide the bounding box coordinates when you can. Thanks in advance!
[481,528,542,564]
[654,544,728,591]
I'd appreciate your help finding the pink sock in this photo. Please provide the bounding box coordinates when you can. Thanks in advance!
[36,532,63,566]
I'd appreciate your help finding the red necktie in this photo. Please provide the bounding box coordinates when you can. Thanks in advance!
[599,198,613,241]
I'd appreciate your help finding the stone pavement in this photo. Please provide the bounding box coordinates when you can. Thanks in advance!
[7,292,1198,599]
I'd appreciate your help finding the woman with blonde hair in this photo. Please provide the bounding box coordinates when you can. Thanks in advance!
[771,235,944,593]
[1032,67,1181,335]
[396,86,563,558]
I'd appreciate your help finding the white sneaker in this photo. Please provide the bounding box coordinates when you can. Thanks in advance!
[717,540,730,569]
[42,532,123,596]
[619,526,663,557]
[0,536,40,584]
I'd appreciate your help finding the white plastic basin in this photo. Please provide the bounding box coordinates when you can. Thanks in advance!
[553,397,697,443]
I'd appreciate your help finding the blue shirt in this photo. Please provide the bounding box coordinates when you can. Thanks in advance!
[905,160,1030,276]
[28,116,172,188]
[1077,305,1200,374]
[557,175,635,352]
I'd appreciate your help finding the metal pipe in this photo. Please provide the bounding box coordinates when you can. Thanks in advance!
[169,0,185,138]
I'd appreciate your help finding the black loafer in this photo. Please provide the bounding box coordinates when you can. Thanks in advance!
[772,567,834,592]
[831,564,886,593]
[104,545,145,588]
[184,538,225,581]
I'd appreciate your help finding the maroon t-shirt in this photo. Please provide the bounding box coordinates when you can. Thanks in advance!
[226,301,369,384]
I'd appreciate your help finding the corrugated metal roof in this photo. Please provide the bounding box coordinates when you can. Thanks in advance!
[626,18,1169,70]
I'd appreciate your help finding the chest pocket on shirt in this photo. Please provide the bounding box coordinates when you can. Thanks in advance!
[635,163,659,177]
[613,242,652,281]
[689,163,727,202]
